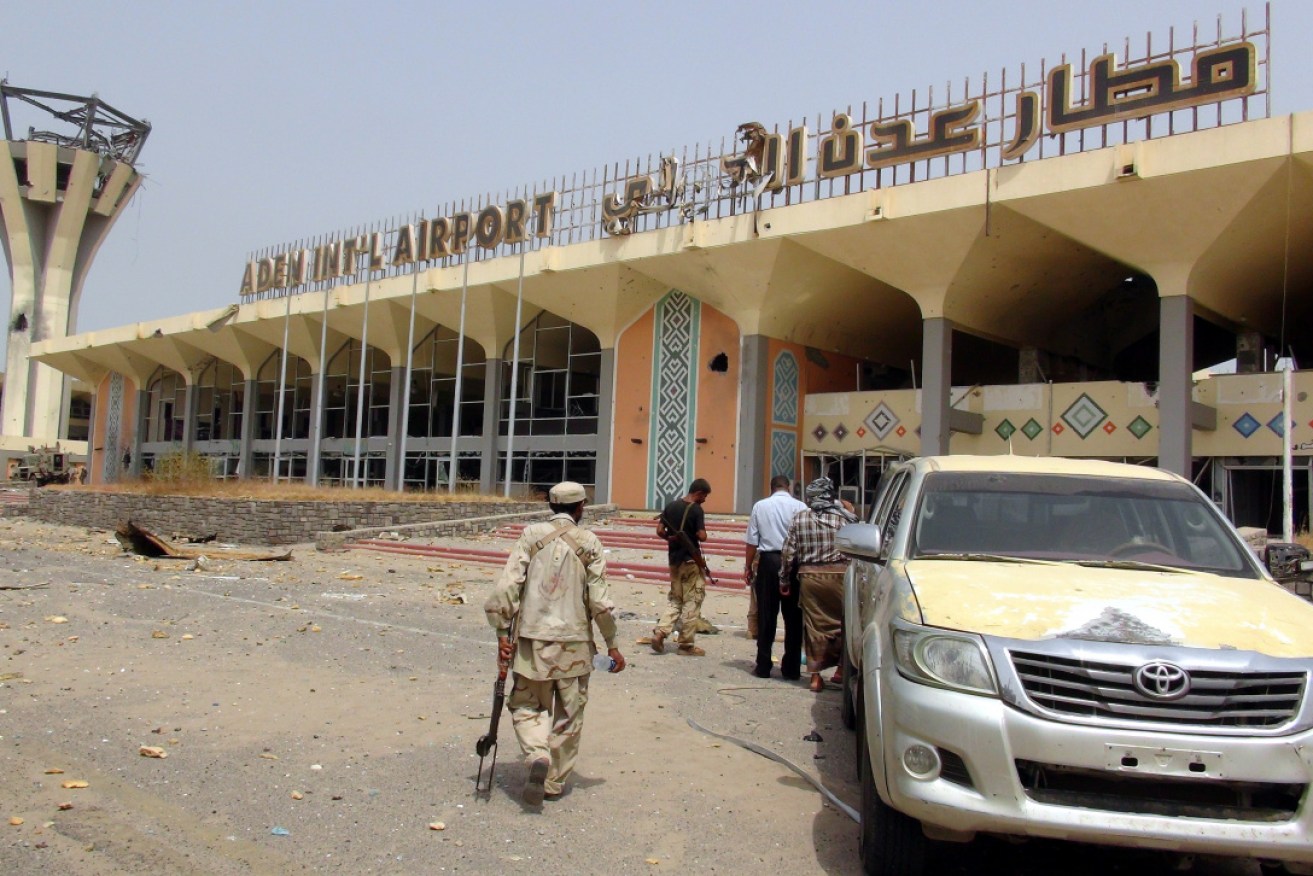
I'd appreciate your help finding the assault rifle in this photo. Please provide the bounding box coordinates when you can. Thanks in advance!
[658,508,718,587]
[474,618,517,797]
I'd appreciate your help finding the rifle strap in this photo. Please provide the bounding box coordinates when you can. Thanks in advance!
[527,518,601,623]
[661,500,694,538]
[529,519,590,568]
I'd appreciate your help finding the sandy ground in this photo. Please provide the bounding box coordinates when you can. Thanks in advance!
[0,516,1272,875]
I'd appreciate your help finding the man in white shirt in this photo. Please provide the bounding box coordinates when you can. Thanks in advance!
[744,475,808,679]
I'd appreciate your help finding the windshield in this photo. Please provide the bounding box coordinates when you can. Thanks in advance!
[910,471,1261,578]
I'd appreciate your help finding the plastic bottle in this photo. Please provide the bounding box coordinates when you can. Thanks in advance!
[592,653,616,672]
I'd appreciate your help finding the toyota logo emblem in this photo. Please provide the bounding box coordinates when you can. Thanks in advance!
[1133,661,1191,700]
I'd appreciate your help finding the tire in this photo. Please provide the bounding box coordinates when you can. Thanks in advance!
[1259,862,1296,875]
[840,645,857,731]
[859,712,926,876]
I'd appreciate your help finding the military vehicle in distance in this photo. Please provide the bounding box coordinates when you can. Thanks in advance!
[12,445,73,486]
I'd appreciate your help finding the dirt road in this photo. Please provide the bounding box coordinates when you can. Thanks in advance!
[0,517,1270,875]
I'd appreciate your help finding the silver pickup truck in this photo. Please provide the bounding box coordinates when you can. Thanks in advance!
[838,454,1313,876]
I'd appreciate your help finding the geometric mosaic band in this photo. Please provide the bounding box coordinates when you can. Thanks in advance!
[770,428,797,482]
[649,290,699,507]
[772,350,799,426]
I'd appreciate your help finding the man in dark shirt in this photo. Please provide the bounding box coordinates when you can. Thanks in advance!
[650,478,711,656]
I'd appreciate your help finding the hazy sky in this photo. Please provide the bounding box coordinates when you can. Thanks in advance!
[3,1,1309,364]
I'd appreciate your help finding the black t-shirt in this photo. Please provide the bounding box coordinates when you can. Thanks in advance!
[660,497,705,565]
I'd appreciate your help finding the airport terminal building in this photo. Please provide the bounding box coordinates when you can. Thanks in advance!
[23,11,1313,526]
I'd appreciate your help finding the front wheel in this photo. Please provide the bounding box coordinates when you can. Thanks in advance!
[860,721,926,876]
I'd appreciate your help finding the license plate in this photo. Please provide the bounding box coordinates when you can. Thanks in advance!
[1104,744,1223,777]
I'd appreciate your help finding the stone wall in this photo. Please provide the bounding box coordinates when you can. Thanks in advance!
[312,504,618,551]
[25,489,613,546]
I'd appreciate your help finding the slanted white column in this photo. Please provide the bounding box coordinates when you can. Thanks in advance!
[1158,294,1194,477]
[920,318,953,456]
[0,142,143,443]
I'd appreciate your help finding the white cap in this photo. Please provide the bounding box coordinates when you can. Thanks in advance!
[549,481,587,504]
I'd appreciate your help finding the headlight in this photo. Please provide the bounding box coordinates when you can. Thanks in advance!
[893,625,997,696]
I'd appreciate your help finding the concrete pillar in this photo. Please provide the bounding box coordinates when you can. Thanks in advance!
[594,348,615,504]
[238,378,256,479]
[0,144,130,444]
[1158,296,1194,477]
[1019,347,1049,383]
[181,383,197,455]
[480,357,504,494]
[306,370,324,486]
[57,375,72,442]
[920,317,953,456]
[131,389,147,478]
[385,365,405,491]
[85,391,97,485]
[736,334,769,514]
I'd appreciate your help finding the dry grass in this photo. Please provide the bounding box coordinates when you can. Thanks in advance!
[44,449,522,504]
[48,479,520,504]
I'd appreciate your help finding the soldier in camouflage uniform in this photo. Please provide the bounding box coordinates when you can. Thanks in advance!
[484,482,626,805]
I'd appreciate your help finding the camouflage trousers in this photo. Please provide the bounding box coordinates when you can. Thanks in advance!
[654,561,707,646]
[508,673,590,796]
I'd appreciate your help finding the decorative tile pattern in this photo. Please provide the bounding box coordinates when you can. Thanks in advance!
[995,418,1016,440]
[1128,416,1153,439]
[649,290,698,507]
[1061,393,1108,439]
[832,423,848,442]
[772,351,799,426]
[864,402,899,440]
[103,373,124,481]
[1103,421,1117,434]
[855,426,867,438]
[1021,418,1043,440]
[812,424,829,442]
[1267,412,1289,438]
[770,429,797,481]
[1232,412,1261,438]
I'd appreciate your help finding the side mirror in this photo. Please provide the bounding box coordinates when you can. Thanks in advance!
[1264,541,1310,580]
[836,522,882,560]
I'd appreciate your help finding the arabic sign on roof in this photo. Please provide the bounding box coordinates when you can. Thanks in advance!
[240,10,1269,301]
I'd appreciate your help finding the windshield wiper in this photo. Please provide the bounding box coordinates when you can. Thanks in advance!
[1072,559,1188,574]
[914,553,1059,565]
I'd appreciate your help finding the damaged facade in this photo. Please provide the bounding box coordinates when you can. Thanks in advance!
[16,10,1313,527]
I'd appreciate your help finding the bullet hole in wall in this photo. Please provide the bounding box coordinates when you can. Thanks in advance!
[709,352,729,373]
[12,312,26,332]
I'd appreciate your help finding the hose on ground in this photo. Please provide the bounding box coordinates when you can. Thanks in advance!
[686,716,860,823]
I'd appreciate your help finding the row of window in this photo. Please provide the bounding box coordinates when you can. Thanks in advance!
[142,314,602,444]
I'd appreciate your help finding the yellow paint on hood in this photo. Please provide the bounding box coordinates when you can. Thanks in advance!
[908,561,1313,658]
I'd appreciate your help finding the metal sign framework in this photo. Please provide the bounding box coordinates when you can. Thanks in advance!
[0,81,151,165]
[239,7,1270,303]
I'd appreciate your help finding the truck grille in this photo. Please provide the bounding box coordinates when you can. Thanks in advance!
[1010,651,1306,728]
[1015,759,1305,821]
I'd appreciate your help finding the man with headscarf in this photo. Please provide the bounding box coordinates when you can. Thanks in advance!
[781,477,857,692]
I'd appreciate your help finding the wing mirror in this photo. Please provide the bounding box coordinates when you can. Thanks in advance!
[836,522,882,560]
